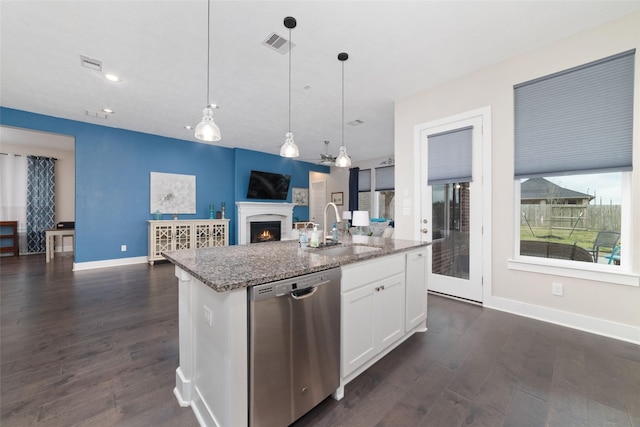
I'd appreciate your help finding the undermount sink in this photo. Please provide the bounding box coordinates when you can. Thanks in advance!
[314,244,382,257]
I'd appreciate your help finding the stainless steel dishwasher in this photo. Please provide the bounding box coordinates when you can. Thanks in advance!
[248,267,341,427]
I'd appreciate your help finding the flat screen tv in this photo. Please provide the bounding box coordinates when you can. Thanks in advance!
[246,170,291,201]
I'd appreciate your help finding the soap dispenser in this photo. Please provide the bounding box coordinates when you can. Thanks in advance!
[331,223,339,243]
[310,225,320,248]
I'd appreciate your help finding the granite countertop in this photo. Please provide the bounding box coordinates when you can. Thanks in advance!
[162,235,429,292]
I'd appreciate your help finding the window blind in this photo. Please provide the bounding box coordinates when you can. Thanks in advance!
[358,169,371,192]
[427,126,473,185]
[514,49,635,179]
[375,166,394,191]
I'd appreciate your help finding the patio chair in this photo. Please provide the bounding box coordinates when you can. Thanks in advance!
[586,231,620,262]
[605,245,621,265]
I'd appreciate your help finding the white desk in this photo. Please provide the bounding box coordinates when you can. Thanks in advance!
[45,228,74,263]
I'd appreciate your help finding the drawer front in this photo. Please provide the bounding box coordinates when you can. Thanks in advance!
[341,254,404,292]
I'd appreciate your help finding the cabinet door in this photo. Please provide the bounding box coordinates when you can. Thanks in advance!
[405,249,427,331]
[174,224,192,250]
[374,273,405,352]
[194,223,212,248]
[153,224,173,257]
[341,284,376,377]
[210,222,227,246]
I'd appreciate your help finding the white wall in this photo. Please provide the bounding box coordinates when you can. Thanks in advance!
[394,13,640,341]
[325,166,350,217]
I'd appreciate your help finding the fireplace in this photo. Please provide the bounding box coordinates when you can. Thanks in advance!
[250,221,281,243]
[236,202,295,245]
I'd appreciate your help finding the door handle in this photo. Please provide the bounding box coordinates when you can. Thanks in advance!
[421,228,429,234]
[422,219,428,224]
[290,287,318,300]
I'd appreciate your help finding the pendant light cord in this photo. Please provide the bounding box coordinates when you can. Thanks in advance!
[341,60,345,147]
[288,26,292,133]
[206,0,211,106]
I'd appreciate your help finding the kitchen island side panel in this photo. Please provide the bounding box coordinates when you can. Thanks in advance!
[175,266,248,427]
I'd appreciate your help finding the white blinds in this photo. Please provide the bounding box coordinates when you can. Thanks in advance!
[514,49,635,179]
[427,126,473,185]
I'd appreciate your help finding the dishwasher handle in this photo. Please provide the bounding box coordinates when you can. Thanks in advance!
[290,286,318,300]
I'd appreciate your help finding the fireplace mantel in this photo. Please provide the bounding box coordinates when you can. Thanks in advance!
[236,202,295,245]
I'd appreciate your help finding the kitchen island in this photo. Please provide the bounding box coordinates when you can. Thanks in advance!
[163,236,429,427]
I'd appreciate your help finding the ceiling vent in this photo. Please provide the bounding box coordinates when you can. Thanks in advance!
[85,110,108,119]
[262,32,294,54]
[80,55,102,71]
[348,119,364,126]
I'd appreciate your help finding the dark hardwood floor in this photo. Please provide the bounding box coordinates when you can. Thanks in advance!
[2,253,639,426]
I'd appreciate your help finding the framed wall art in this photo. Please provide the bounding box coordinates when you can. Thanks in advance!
[292,187,309,206]
[150,172,196,214]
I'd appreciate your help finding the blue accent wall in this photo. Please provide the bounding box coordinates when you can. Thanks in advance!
[234,148,329,222]
[1,108,329,263]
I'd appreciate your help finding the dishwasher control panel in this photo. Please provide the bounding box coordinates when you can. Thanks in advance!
[249,268,341,301]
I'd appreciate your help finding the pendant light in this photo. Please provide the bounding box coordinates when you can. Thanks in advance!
[335,52,351,167]
[195,0,221,142]
[279,16,299,158]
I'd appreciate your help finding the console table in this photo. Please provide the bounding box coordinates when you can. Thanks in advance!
[45,228,75,263]
[147,219,229,265]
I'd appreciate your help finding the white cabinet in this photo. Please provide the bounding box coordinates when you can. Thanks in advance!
[405,248,428,332]
[341,254,405,378]
[148,219,229,265]
[339,248,428,388]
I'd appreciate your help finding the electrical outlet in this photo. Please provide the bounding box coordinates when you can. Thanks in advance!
[552,282,563,296]
[203,305,213,327]
[120,245,127,252]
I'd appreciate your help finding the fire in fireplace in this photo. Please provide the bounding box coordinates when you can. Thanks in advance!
[250,221,281,243]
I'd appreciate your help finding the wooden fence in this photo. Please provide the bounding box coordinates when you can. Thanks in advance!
[521,204,621,231]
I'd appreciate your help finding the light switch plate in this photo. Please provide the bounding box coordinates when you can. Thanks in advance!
[552,282,563,296]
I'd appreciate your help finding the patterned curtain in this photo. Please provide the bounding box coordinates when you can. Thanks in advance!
[26,156,55,253]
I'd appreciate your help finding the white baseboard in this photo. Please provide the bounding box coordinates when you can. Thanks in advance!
[191,386,217,427]
[174,368,191,407]
[73,256,148,271]
[485,296,640,345]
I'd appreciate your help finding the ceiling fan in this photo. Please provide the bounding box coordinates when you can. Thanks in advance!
[315,140,336,165]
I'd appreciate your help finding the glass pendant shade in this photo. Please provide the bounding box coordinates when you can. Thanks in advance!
[335,145,351,167]
[280,132,299,158]
[195,106,221,142]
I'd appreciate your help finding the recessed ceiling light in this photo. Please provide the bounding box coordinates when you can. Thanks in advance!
[105,73,120,82]
[184,125,192,130]
[347,119,364,126]
[102,108,114,114]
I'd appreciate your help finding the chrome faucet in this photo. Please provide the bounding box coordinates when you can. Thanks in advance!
[323,202,341,243]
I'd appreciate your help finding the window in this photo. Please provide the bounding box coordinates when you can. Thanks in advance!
[357,166,395,220]
[375,166,395,220]
[358,169,371,214]
[431,182,470,279]
[514,50,634,270]
[519,173,623,265]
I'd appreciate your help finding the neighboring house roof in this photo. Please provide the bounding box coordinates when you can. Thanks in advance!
[521,177,594,201]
